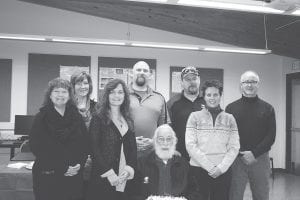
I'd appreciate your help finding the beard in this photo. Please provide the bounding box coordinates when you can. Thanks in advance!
[135,76,146,86]
[155,144,176,161]
[186,85,199,95]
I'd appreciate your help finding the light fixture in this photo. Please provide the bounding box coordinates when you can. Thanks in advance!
[0,33,272,55]
[131,42,200,50]
[203,47,271,54]
[0,34,46,41]
[177,0,284,14]
[52,38,126,46]
[126,0,168,2]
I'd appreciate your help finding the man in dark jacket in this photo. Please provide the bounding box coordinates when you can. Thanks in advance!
[132,124,189,199]
[167,66,205,160]
[226,71,276,200]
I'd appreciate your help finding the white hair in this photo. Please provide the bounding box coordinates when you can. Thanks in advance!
[152,124,178,144]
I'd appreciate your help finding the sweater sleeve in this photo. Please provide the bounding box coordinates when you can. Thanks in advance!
[185,113,215,172]
[125,130,137,178]
[90,116,114,175]
[252,106,276,158]
[29,113,68,174]
[217,114,240,173]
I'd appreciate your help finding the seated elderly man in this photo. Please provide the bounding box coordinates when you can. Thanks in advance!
[132,124,189,199]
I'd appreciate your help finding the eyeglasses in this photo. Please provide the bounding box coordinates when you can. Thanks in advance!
[156,136,173,144]
[242,80,258,85]
[135,68,150,73]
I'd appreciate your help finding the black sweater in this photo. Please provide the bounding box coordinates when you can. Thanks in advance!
[225,95,276,158]
[30,104,89,174]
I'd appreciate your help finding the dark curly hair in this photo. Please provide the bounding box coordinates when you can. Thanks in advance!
[96,79,133,131]
[201,80,223,96]
[42,77,75,107]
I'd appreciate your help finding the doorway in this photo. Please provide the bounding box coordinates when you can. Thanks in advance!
[286,72,300,175]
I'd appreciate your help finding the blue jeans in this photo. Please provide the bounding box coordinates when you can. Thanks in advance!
[229,152,270,200]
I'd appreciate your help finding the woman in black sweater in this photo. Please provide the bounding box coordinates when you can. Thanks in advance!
[29,78,89,200]
[86,79,137,200]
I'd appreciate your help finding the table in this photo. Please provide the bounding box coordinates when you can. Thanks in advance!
[11,152,35,161]
[0,162,34,200]
[0,141,22,160]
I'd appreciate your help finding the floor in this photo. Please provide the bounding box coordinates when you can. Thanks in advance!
[243,172,300,200]
[1,149,300,200]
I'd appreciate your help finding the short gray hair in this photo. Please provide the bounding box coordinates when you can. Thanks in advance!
[240,70,260,83]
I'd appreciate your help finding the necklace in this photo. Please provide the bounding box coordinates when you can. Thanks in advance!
[118,118,124,128]
[113,116,124,128]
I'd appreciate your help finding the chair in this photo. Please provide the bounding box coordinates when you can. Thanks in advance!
[270,157,274,179]
[20,140,31,152]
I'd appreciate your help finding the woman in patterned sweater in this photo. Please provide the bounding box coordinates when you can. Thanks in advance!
[185,80,240,200]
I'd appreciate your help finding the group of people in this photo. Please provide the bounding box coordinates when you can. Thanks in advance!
[29,61,276,200]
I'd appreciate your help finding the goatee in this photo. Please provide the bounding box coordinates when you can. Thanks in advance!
[135,76,146,86]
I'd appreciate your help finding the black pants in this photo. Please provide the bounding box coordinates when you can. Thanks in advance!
[186,166,231,200]
[32,170,83,200]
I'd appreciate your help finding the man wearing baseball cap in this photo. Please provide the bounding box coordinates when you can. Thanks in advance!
[167,66,205,160]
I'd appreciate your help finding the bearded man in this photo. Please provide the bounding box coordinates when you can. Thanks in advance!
[167,66,205,160]
[129,61,170,157]
[132,124,189,200]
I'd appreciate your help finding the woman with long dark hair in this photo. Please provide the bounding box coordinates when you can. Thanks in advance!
[87,79,137,200]
[29,77,89,200]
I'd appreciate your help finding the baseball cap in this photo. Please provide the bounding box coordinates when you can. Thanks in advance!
[181,66,199,79]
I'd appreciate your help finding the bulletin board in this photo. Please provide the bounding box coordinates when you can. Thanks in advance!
[27,53,90,115]
[98,57,156,100]
[0,59,12,122]
[170,66,224,98]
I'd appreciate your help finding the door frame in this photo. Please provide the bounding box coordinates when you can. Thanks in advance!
[286,72,300,172]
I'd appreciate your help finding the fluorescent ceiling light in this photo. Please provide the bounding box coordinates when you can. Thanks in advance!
[52,38,126,46]
[177,0,284,14]
[291,9,300,15]
[126,0,168,2]
[131,42,200,50]
[0,35,45,41]
[0,33,272,55]
[204,47,271,54]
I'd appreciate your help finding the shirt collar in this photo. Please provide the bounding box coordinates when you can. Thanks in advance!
[129,82,154,95]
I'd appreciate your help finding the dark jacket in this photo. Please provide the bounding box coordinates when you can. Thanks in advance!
[87,115,137,200]
[133,151,189,200]
[29,103,89,199]
[167,92,205,159]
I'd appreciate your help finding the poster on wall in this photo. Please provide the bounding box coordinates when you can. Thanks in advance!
[170,66,224,98]
[60,66,90,81]
[27,53,91,115]
[98,57,156,100]
[99,68,131,89]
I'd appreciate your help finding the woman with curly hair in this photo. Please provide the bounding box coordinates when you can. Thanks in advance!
[29,77,89,200]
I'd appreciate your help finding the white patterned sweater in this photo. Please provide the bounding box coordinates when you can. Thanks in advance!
[186,109,240,173]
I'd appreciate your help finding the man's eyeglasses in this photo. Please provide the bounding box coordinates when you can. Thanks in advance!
[156,136,173,144]
[242,81,258,85]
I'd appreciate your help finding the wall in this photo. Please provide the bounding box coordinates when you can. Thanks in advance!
[0,0,294,169]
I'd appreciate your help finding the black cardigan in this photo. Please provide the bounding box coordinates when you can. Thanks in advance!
[132,151,189,200]
[89,115,137,176]
[29,104,89,174]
